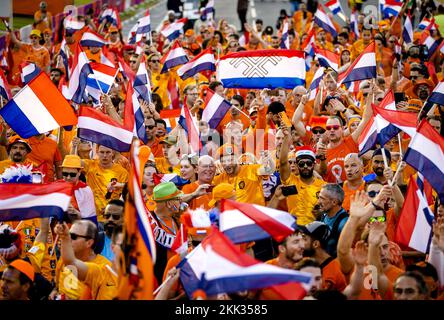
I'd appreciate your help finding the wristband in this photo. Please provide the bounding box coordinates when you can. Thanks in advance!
[371,201,384,211]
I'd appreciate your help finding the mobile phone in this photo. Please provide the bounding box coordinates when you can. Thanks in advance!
[32,172,43,184]
[394,92,406,104]
[206,185,214,193]
[281,185,298,196]
[279,111,292,128]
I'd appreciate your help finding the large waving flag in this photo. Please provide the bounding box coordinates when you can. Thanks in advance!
[133,56,152,102]
[99,7,121,28]
[337,42,376,85]
[19,62,40,85]
[402,14,414,44]
[403,119,444,201]
[80,29,108,48]
[0,67,12,101]
[117,140,156,300]
[124,81,147,143]
[77,106,133,152]
[395,177,434,253]
[309,66,325,100]
[177,48,215,80]
[202,88,232,129]
[314,5,337,37]
[218,50,306,89]
[428,81,444,105]
[160,41,189,74]
[219,199,297,244]
[383,0,402,18]
[68,44,94,104]
[0,181,73,221]
[160,18,187,41]
[179,229,313,299]
[135,10,151,43]
[280,18,290,49]
[86,62,118,103]
[313,46,339,71]
[178,104,202,153]
[0,72,78,138]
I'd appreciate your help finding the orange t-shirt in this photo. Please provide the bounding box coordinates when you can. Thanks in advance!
[182,181,212,210]
[34,10,52,33]
[342,180,365,212]
[321,257,347,292]
[23,44,50,70]
[26,136,62,182]
[358,264,402,300]
[146,138,164,158]
[325,136,359,183]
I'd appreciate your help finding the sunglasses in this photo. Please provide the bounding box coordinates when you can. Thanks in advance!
[326,125,340,131]
[129,60,137,64]
[104,213,121,220]
[70,233,91,240]
[150,60,160,63]
[410,75,418,79]
[367,190,380,198]
[312,129,325,135]
[288,160,296,165]
[146,125,155,129]
[62,172,78,178]
[369,216,386,223]
[297,160,314,168]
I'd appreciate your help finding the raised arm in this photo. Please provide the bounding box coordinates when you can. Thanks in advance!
[279,128,292,182]
[367,222,390,298]
[351,83,374,143]
[343,240,368,300]
[291,94,308,137]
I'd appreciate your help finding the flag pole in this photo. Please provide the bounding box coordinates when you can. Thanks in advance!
[397,133,403,158]
[50,235,59,257]
[153,275,172,295]
[389,159,403,187]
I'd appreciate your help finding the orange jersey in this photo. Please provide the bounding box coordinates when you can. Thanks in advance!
[23,44,50,70]
[26,136,62,182]
[321,257,347,292]
[325,136,359,183]
[182,181,212,210]
[342,180,365,212]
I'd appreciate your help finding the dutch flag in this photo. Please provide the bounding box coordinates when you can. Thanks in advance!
[308,66,325,101]
[86,62,118,103]
[133,56,152,102]
[80,29,108,48]
[124,81,148,143]
[160,41,189,74]
[0,68,11,101]
[178,104,202,153]
[313,45,339,71]
[160,18,187,42]
[59,38,70,80]
[337,42,376,86]
[418,17,436,31]
[67,44,94,104]
[383,0,402,18]
[201,88,232,129]
[280,18,290,49]
[135,10,151,43]
[20,62,41,85]
[153,173,190,187]
[177,48,215,80]
[428,81,444,106]
[64,16,85,33]
[350,10,360,38]
[314,5,337,37]
[99,8,121,27]
[402,14,414,44]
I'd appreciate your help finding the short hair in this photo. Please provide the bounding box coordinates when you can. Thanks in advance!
[74,220,98,247]
[155,119,167,128]
[338,32,349,40]
[364,179,383,191]
[372,148,392,163]
[395,271,429,296]
[50,67,64,75]
[280,231,302,246]
[344,153,363,166]
[256,19,263,24]
[267,101,285,114]
[183,84,197,95]
[322,183,345,204]
[231,94,244,107]
[107,199,125,208]
[208,81,223,91]
[198,155,215,166]
[294,258,320,271]
[328,115,345,126]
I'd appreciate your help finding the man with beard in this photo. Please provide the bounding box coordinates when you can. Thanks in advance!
[299,221,347,291]
[182,155,216,210]
[213,144,274,206]
[279,128,325,225]
[0,136,36,174]
[265,231,305,268]
[100,200,124,262]
[371,148,395,185]
[317,184,348,258]
[145,117,163,158]
[342,153,365,211]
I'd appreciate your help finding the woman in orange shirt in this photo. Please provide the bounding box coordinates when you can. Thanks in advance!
[9,29,50,73]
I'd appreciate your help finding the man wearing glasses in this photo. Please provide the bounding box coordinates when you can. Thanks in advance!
[101,200,124,261]
[61,155,96,224]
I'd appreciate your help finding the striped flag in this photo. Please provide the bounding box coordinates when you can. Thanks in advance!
[395,177,434,253]
[178,104,202,153]
[203,0,215,20]
[325,0,343,15]
[314,5,337,37]
[280,18,290,49]
[428,81,444,105]
[402,14,414,44]
[99,8,121,28]
[160,41,189,74]
[177,48,215,80]
[0,72,78,138]
[350,10,360,38]
[133,56,152,102]
[0,181,73,222]
[383,0,403,18]
[124,81,148,143]
[302,28,316,70]
[153,173,190,186]
[309,66,325,100]
[64,16,85,33]
[117,140,156,300]
[418,17,436,30]
[86,62,118,103]
[59,38,70,80]
[135,10,151,43]
[80,29,108,48]
[0,67,12,101]
[160,18,187,41]
[420,27,441,59]
[20,62,41,85]
[313,45,339,71]
[202,88,232,129]
[337,42,376,85]
[77,106,133,152]
[68,44,94,104]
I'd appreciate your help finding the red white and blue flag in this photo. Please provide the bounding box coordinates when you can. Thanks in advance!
[313,46,339,71]
[0,67,12,101]
[325,0,343,15]
[80,29,108,48]
[171,224,188,257]
[133,56,152,102]
[20,62,41,85]
[418,17,436,30]
[177,48,215,80]
[59,38,70,79]
[178,229,313,299]
[202,0,215,20]
[350,10,360,38]
[420,26,441,59]
[202,88,232,129]
[160,41,189,74]
[395,177,434,253]
[309,66,325,100]
[178,104,202,153]
[402,14,414,44]
[302,28,316,70]
[382,0,403,18]
[64,15,85,33]
[160,18,187,41]
[0,181,73,222]
[77,106,133,152]
[219,199,297,244]
[86,61,118,103]
[0,72,78,138]
[280,19,290,49]
[428,81,444,105]
[124,81,147,143]
[218,50,306,89]
[68,44,94,104]
[403,119,444,201]
[337,42,376,85]
[153,173,190,187]
[314,5,337,37]
[99,8,121,28]
[135,10,151,43]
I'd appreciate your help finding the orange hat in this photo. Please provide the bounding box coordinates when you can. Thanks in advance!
[43,28,51,34]
[208,183,235,208]
[9,259,35,282]
[180,208,212,235]
[413,79,435,94]
[29,29,42,38]
[109,26,118,33]
[407,99,423,112]
[309,116,328,130]
[185,29,194,37]
[216,143,239,160]
[7,135,32,153]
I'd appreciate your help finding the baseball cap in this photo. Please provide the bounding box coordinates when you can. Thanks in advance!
[298,221,331,245]
[30,29,42,38]
[159,135,177,146]
[208,183,235,208]
[9,259,35,282]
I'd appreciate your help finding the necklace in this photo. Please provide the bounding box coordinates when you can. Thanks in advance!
[156,215,176,235]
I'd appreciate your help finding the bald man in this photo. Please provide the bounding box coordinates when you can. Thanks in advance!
[342,153,365,211]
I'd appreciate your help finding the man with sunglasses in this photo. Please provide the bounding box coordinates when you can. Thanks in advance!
[61,155,96,224]
[145,117,164,158]
[279,128,326,226]
[101,200,124,261]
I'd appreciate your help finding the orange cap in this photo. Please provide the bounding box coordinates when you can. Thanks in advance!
[185,29,194,37]
[309,116,328,130]
[109,26,118,33]
[9,259,35,282]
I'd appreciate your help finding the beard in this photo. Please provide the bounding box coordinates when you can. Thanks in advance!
[374,167,384,177]
[299,169,313,179]
[303,247,316,258]
[104,222,117,237]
